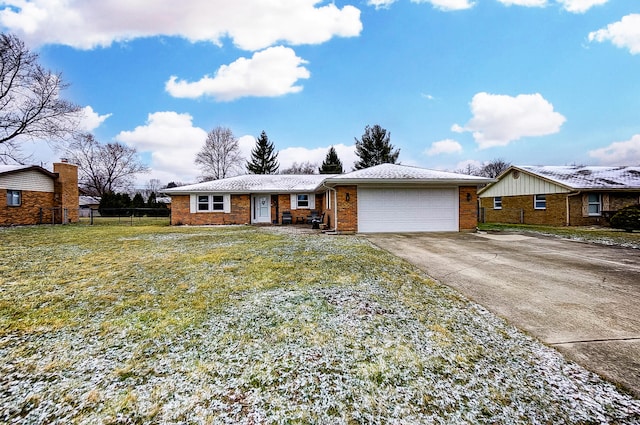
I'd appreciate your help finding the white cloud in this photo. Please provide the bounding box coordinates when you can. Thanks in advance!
[78,106,111,132]
[425,139,463,156]
[455,159,483,173]
[368,0,397,9]
[495,0,547,6]
[165,46,310,101]
[0,0,362,51]
[557,0,608,13]
[589,14,640,55]
[455,92,566,149]
[588,134,640,165]
[412,0,475,11]
[115,111,207,183]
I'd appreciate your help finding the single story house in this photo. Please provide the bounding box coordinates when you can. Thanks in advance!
[0,162,79,226]
[478,165,640,226]
[164,163,492,233]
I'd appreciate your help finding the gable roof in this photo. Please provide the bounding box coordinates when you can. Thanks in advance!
[163,174,333,195]
[0,164,57,179]
[164,164,493,195]
[325,164,493,185]
[513,166,640,190]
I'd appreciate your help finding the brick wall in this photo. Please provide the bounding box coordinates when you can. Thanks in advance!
[458,186,479,231]
[482,192,640,227]
[170,194,251,225]
[0,189,56,225]
[481,194,567,226]
[335,185,357,233]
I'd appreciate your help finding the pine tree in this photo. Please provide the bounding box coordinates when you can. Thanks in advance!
[319,146,344,174]
[246,131,279,174]
[354,125,400,170]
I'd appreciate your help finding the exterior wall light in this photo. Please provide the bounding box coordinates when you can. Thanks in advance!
[346,193,350,202]
[466,193,472,202]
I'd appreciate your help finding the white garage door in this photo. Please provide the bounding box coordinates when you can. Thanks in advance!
[357,187,458,233]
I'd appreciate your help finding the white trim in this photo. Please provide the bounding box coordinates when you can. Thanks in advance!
[493,196,502,210]
[534,194,546,210]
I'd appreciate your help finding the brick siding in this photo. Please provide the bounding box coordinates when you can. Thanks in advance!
[171,194,251,225]
[334,185,357,233]
[481,192,640,227]
[1,189,56,225]
[458,186,479,231]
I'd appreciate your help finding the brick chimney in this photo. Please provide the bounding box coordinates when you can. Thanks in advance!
[53,162,79,223]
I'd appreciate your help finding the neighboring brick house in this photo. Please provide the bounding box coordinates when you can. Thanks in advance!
[0,162,79,226]
[164,164,492,233]
[478,165,640,227]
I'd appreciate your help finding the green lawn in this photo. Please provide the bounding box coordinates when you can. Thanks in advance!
[1,224,639,424]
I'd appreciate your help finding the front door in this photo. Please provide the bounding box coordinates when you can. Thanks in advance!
[252,195,271,223]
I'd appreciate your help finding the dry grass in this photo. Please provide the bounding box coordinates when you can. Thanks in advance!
[479,223,640,248]
[1,224,639,424]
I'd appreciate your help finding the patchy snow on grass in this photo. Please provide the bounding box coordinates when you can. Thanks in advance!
[0,226,639,424]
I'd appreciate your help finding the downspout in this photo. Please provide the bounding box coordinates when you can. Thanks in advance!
[322,182,338,232]
[566,191,581,226]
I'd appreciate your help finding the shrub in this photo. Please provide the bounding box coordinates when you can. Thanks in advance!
[610,204,640,232]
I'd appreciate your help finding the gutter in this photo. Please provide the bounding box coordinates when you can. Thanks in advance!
[566,191,582,226]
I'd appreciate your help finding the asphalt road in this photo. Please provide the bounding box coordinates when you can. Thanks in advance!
[365,231,640,397]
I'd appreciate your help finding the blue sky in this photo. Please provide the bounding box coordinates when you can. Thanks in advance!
[1,0,639,185]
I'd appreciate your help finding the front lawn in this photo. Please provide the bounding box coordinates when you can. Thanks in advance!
[479,223,640,249]
[1,225,638,424]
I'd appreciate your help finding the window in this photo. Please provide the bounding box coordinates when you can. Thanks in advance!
[588,193,601,216]
[325,190,331,210]
[212,195,224,211]
[493,196,502,210]
[197,195,209,211]
[534,194,546,210]
[7,190,21,206]
[297,194,309,208]
[196,194,228,212]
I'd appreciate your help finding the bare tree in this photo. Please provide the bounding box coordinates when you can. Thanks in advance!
[282,161,317,174]
[0,33,80,163]
[455,159,510,178]
[479,158,511,178]
[195,126,244,180]
[65,133,149,196]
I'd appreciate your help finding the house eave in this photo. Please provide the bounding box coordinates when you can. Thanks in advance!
[324,178,493,186]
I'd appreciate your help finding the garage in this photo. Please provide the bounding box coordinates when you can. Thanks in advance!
[357,187,459,232]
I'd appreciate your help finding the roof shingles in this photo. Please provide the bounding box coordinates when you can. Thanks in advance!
[519,166,640,189]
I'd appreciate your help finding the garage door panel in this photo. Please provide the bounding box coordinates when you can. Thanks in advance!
[358,187,458,232]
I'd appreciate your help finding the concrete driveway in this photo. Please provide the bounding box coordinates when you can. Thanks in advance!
[365,231,640,397]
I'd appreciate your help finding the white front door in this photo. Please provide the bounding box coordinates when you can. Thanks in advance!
[252,195,271,223]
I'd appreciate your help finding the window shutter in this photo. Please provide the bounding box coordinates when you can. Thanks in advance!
[223,194,231,213]
[290,194,297,210]
[602,194,609,211]
[581,194,588,217]
[309,194,315,210]
[190,194,197,213]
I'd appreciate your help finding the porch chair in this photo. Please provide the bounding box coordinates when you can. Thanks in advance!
[311,212,325,229]
[282,211,293,225]
[306,210,319,224]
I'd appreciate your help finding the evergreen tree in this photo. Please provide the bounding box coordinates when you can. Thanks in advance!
[246,131,279,174]
[319,146,344,174]
[354,125,400,170]
[131,192,145,217]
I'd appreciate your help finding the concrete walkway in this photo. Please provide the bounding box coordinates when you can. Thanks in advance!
[365,231,640,397]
